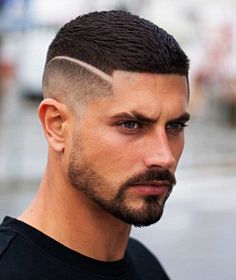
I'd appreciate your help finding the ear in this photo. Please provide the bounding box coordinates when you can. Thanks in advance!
[38,98,70,153]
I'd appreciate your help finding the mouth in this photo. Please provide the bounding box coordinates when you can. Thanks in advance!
[130,180,171,196]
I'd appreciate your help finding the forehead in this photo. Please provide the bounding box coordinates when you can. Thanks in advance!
[108,71,189,116]
[111,70,188,96]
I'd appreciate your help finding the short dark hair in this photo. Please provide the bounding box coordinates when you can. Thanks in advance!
[46,10,189,76]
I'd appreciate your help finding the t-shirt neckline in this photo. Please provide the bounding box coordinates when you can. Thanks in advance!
[1,216,133,278]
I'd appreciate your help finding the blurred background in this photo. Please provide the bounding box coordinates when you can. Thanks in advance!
[0,0,235,279]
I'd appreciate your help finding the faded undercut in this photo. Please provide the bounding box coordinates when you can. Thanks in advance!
[42,58,112,106]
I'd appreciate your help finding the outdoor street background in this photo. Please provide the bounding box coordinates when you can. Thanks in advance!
[0,1,236,280]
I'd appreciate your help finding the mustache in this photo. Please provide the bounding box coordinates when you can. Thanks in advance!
[124,169,176,189]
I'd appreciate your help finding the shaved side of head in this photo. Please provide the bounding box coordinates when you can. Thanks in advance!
[42,56,113,112]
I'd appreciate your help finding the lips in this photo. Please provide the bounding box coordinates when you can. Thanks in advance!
[132,180,170,187]
[130,180,171,196]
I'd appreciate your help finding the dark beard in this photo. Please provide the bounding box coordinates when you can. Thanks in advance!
[68,158,176,227]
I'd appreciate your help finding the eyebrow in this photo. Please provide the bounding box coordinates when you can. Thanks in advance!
[110,111,190,123]
[167,112,190,123]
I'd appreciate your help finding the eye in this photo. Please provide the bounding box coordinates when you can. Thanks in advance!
[166,122,187,135]
[115,119,144,134]
[121,120,140,130]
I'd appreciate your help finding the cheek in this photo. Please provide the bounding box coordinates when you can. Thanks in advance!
[82,131,138,174]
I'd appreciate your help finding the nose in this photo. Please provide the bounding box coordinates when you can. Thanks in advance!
[143,129,176,170]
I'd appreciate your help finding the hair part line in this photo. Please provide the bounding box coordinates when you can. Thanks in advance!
[47,56,113,84]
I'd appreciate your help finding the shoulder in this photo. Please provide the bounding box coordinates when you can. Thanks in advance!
[0,217,19,259]
[127,237,170,280]
[0,222,20,277]
[0,229,16,259]
[0,217,37,279]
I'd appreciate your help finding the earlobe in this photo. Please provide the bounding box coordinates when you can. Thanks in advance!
[38,98,68,153]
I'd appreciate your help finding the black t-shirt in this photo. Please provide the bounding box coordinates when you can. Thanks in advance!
[0,217,170,279]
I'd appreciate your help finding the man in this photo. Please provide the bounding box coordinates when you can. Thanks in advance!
[0,10,190,279]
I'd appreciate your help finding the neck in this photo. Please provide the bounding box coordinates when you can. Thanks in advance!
[18,168,131,262]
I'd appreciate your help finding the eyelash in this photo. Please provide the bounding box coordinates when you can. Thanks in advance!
[166,122,187,135]
[118,120,143,131]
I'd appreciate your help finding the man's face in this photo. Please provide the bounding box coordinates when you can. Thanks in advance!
[67,72,189,227]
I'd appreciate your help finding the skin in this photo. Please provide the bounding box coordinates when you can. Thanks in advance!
[19,71,189,262]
